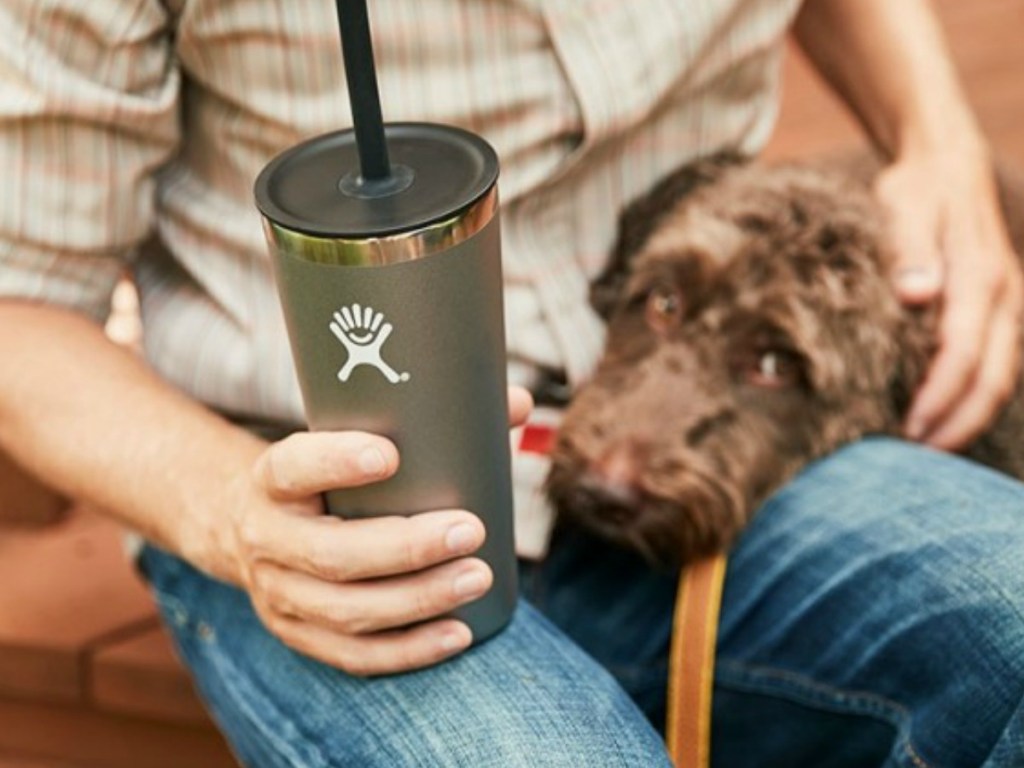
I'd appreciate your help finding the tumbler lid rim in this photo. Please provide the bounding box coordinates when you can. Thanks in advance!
[254,122,499,239]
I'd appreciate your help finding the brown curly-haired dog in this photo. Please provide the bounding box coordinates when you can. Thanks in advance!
[546,153,1024,566]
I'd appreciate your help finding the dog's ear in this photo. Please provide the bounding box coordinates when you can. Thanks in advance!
[590,151,745,319]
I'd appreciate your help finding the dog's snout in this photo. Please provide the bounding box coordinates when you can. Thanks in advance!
[594,443,646,487]
[577,442,651,511]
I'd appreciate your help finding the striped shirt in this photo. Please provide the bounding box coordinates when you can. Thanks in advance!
[0,0,802,557]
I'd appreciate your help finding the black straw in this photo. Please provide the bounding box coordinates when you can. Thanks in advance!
[335,0,392,181]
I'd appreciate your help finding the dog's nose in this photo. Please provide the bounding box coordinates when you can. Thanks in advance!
[580,443,648,509]
[594,444,644,487]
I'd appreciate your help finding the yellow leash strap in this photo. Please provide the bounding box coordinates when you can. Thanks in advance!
[666,554,728,768]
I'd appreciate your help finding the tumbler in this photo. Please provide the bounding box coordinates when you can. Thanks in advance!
[254,123,517,644]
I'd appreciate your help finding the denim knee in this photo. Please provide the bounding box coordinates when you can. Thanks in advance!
[717,438,1024,767]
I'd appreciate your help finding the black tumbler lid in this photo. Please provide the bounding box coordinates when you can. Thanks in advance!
[254,122,498,239]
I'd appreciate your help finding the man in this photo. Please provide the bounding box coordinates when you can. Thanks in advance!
[1,0,1022,764]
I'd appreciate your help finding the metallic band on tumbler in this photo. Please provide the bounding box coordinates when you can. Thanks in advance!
[263,187,498,267]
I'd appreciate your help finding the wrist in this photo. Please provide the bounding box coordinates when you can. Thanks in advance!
[176,427,267,587]
[892,107,989,171]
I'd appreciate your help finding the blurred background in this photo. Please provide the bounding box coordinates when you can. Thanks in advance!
[0,1,1022,766]
[766,0,1024,166]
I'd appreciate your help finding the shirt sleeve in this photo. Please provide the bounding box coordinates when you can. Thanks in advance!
[0,0,181,323]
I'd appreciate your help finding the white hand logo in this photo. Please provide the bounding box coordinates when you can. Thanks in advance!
[329,303,410,384]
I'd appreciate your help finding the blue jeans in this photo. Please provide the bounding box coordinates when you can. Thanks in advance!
[139,438,1024,767]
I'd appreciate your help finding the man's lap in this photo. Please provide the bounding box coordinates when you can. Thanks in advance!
[139,546,673,767]
[141,437,1024,766]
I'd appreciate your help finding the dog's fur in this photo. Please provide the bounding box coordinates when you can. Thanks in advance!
[547,152,1024,566]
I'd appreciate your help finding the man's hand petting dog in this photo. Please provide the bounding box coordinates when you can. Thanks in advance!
[193,387,532,677]
[876,147,1024,450]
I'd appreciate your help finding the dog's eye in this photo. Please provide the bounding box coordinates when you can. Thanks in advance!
[745,349,804,388]
[645,286,683,333]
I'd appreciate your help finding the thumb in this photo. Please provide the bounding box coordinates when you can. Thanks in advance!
[889,218,944,305]
[894,262,944,305]
[877,181,944,305]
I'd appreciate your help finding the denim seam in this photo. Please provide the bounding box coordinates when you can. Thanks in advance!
[148,587,192,630]
[717,659,910,722]
[200,636,331,768]
[905,741,931,768]
[716,660,935,768]
[145,587,322,765]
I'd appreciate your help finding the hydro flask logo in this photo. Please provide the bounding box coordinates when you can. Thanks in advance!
[329,303,411,384]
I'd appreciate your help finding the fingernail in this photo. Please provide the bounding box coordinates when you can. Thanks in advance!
[445,523,478,554]
[358,446,387,477]
[453,569,489,599]
[896,266,941,293]
[439,627,471,652]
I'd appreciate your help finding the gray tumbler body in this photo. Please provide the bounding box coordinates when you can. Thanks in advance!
[267,214,516,641]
